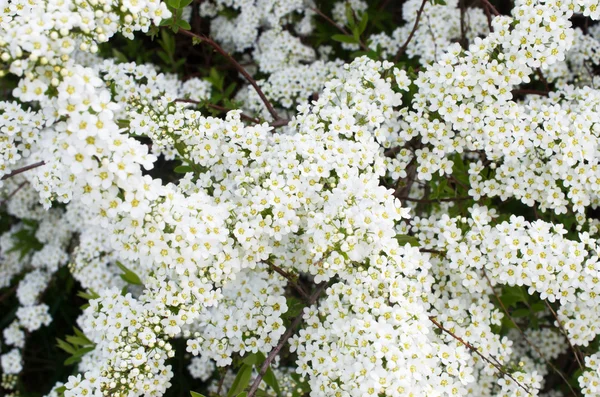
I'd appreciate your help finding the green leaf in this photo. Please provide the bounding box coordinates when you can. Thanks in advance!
[178,19,191,30]
[174,165,194,174]
[167,0,179,8]
[227,364,253,397]
[159,18,174,26]
[180,0,194,6]
[116,262,143,285]
[331,34,358,44]
[345,3,356,27]
[395,234,420,247]
[358,13,369,35]
[236,393,248,397]
[192,37,202,45]
[190,392,206,397]
[262,366,280,395]
[242,353,257,366]
[512,308,530,318]
[56,338,76,355]
[64,346,95,365]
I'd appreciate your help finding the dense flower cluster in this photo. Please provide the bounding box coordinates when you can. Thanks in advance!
[3,0,600,396]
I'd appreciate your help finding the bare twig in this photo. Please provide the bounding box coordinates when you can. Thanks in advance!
[266,262,310,301]
[0,181,27,207]
[397,196,471,203]
[481,270,578,397]
[178,29,285,124]
[511,89,549,97]
[459,0,468,49]
[310,7,371,52]
[173,98,261,124]
[1,161,45,181]
[480,0,500,16]
[544,301,585,372]
[394,0,428,62]
[429,316,532,395]
[247,282,329,397]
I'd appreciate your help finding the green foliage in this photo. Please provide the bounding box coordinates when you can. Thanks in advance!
[56,327,95,366]
[116,261,143,286]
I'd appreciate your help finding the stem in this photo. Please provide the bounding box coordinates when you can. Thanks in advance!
[178,30,285,123]
[397,196,471,203]
[0,181,28,206]
[173,98,261,123]
[544,300,585,372]
[310,7,371,52]
[1,161,46,181]
[247,282,329,397]
[429,316,532,395]
[394,0,428,62]
[480,0,500,16]
[481,270,578,397]
[266,262,309,301]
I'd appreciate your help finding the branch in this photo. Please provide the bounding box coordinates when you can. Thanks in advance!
[247,281,329,397]
[1,161,45,181]
[266,262,309,301]
[429,316,532,395]
[544,300,585,372]
[394,0,428,62]
[480,0,500,16]
[481,270,578,397]
[310,7,371,52]
[178,30,285,123]
[397,196,471,203]
[173,98,261,124]
[0,181,28,207]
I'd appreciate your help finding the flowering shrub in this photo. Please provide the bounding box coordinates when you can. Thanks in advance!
[2,0,600,396]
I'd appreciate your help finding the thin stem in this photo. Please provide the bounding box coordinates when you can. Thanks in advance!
[481,270,578,397]
[310,7,371,52]
[480,0,500,16]
[394,0,428,62]
[266,262,309,301]
[178,30,284,123]
[173,98,261,124]
[429,316,532,395]
[247,282,329,397]
[544,300,585,372]
[0,181,28,206]
[397,196,471,203]
[1,161,45,181]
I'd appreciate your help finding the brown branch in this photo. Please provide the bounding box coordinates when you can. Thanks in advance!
[429,316,532,395]
[1,161,45,181]
[394,0,428,62]
[397,196,471,203]
[419,248,446,254]
[544,300,585,372]
[511,89,549,97]
[173,98,261,124]
[310,7,370,52]
[178,30,285,123]
[247,282,329,397]
[480,0,500,16]
[0,181,28,207]
[394,161,417,199]
[459,0,468,50]
[266,262,309,301]
[481,270,578,397]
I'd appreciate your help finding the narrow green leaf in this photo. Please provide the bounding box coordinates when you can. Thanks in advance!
[174,165,194,174]
[331,34,358,44]
[358,13,369,35]
[227,364,253,397]
[190,392,206,397]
